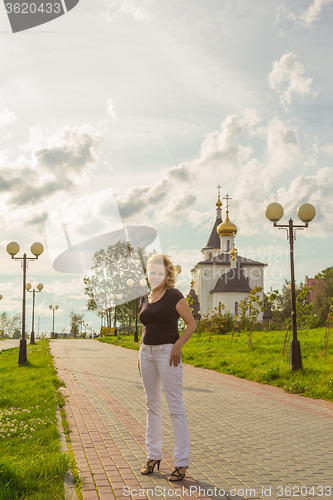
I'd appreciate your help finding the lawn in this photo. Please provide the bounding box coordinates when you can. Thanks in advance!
[0,340,69,500]
[98,327,333,401]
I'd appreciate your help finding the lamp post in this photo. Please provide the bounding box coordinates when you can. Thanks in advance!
[49,305,59,338]
[26,282,43,345]
[265,202,316,371]
[109,293,123,336]
[6,241,44,365]
[127,279,147,342]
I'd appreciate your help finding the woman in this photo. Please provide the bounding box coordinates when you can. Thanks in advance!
[139,253,196,481]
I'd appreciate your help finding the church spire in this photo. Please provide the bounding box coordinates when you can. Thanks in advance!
[203,185,223,251]
[216,184,222,218]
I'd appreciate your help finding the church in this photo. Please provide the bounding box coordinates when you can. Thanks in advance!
[188,188,266,320]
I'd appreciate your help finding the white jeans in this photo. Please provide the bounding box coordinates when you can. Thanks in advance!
[139,343,190,467]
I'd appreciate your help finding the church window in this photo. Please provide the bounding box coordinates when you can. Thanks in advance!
[208,252,213,259]
[235,301,238,315]
[227,240,230,251]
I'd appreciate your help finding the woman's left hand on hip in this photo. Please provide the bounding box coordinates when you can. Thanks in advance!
[170,343,182,367]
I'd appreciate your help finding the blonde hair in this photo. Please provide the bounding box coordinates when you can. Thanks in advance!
[147,253,177,290]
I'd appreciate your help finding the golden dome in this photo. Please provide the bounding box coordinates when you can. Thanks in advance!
[217,212,237,236]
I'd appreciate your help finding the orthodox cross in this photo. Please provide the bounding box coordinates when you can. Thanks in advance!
[223,194,232,211]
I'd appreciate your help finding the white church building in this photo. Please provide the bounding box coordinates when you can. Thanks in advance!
[188,190,266,320]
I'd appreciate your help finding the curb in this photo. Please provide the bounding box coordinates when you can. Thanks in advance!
[56,409,78,500]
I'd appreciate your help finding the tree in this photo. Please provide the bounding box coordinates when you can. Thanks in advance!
[238,286,264,347]
[266,280,305,328]
[295,284,314,328]
[69,311,84,337]
[84,241,152,333]
[0,312,21,338]
[313,267,333,324]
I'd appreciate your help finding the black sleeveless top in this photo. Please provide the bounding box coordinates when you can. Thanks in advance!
[139,288,184,345]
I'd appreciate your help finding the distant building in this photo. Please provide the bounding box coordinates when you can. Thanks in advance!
[305,276,318,302]
[188,188,266,319]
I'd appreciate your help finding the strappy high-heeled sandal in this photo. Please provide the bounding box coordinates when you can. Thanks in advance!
[140,459,161,475]
[168,466,187,481]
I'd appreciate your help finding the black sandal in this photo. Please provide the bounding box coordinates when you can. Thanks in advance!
[140,459,161,475]
[168,466,187,481]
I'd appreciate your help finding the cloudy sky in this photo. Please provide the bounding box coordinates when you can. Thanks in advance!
[0,0,332,334]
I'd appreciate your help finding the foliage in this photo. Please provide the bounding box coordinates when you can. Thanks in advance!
[69,310,84,337]
[313,267,333,324]
[193,306,236,340]
[84,241,152,333]
[267,280,305,325]
[0,312,21,338]
[209,307,235,335]
[324,304,333,359]
[295,284,314,329]
[238,286,264,347]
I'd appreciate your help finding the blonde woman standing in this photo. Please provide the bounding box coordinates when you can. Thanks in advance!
[139,253,196,481]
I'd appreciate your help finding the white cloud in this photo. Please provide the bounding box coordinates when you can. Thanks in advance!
[106,98,117,120]
[322,144,333,156]
[97,0,151,21]
[155,193,196,226]
[116,162,193,221]
[0,125,103,208]
[287,0,333,28]
[264,117,302,175]
[198,109,259,166]
[0,109,16,127]
[43,278,86,302]
[267,53,315,109]
[113,110,315,233]
[276,167,333,234]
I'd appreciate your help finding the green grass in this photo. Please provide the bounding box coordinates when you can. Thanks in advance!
[98,333,141,351]
[97,328,333,401]
[0,340,69,500]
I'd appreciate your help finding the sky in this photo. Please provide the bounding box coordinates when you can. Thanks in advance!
[0,0,332,335]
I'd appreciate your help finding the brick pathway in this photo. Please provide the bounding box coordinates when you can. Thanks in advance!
[50,340,333,500]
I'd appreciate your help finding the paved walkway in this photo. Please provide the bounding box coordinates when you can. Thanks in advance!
[50,340,333,500]
[0,339,20,351]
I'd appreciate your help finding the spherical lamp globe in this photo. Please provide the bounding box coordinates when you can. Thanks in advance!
[31,242,44,257]
[265,203,284,222]
[6,242,20,256]
[297,203,316,223]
